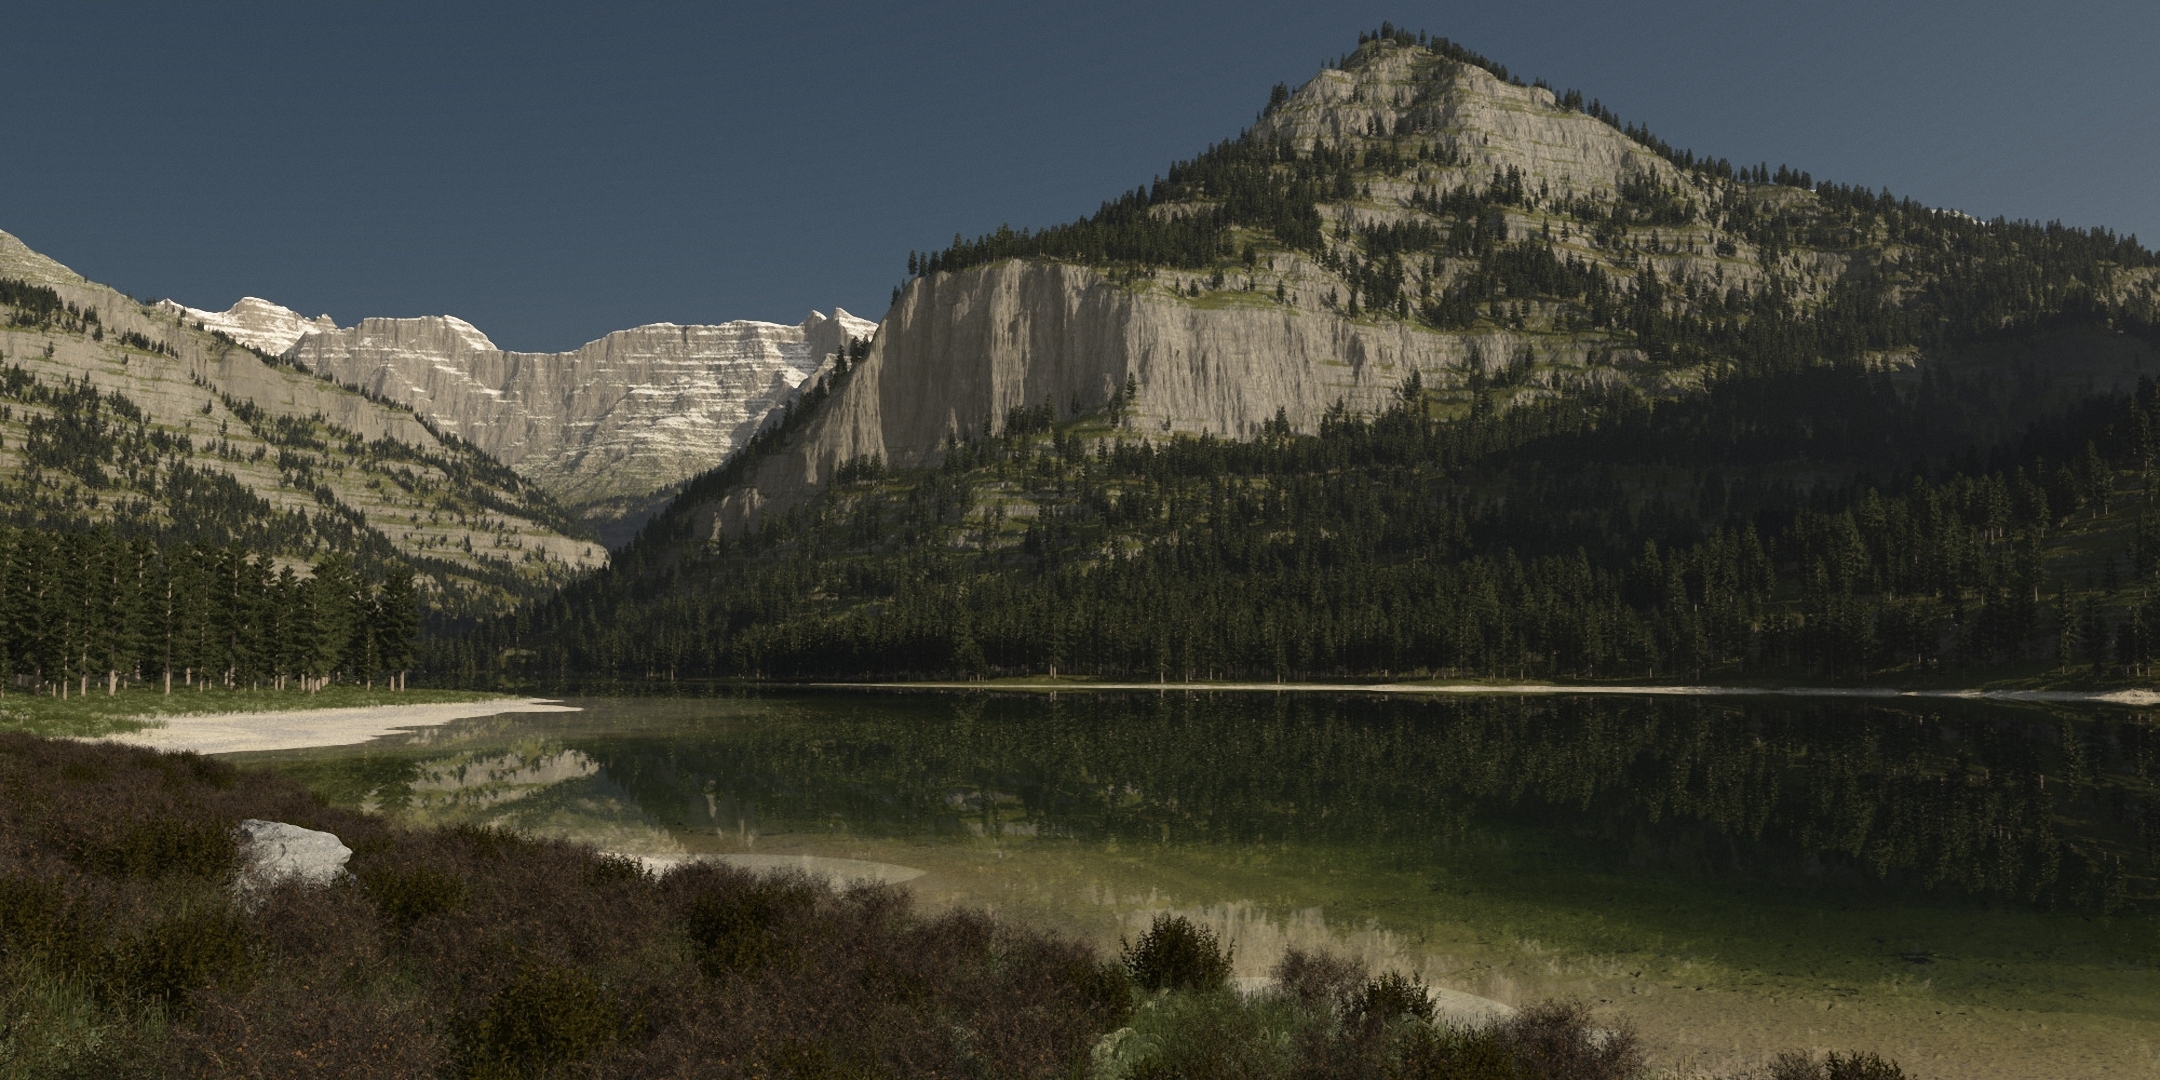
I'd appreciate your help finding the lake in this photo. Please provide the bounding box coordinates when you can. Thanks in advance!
[240,690,2160,1079]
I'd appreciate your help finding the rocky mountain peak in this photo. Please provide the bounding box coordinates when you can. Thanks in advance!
[1252,38,1683,201]
[285,305,878,543]
[159,296,341,355]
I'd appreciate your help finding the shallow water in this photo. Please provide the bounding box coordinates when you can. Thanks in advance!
[242,690,2160,1079]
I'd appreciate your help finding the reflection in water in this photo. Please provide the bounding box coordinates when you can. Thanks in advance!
[255,691,2160,1077]
[569,693,2159,913]
[309,692,2158,913]
[355,742,685,856]
[405,748,601,808]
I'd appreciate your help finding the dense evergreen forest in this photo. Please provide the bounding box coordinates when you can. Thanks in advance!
[0,525,419,697]
[439,319,2160,686]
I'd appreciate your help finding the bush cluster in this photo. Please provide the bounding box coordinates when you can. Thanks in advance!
[0,735,1911,1078]
[0,734,1126,1078]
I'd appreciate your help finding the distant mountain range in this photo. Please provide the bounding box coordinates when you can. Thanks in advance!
[0,231,599,618]
[162,298,875,546]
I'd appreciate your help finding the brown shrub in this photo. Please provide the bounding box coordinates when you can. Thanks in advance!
[0,734,1911,1080]
[1273,946,1366,1011]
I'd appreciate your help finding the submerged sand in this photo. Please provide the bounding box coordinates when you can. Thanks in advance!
[96,698,581,755]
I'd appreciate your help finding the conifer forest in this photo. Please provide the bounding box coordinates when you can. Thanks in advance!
[0,526,419,697]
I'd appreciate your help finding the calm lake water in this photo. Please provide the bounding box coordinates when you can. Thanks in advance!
[243,691,2160,1079]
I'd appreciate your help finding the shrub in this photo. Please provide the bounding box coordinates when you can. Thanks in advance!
[1390,1023,1517,1080]
[1770,1050,1909,1080]
[0,874,68,959]
[1347,969,1435,1029]
[95,905,254,1011]
[1122,914,1232,993]
[680,875,814,977]
[1273,946,1365,1010]
[454,963,623,1080]
[357,864,465,935]
[63,814,238,879]
[1493,999,1643,1080]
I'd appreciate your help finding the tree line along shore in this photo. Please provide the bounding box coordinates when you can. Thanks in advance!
[0,525,420,698]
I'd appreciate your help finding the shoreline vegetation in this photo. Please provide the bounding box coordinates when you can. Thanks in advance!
[0,733,1910,1079]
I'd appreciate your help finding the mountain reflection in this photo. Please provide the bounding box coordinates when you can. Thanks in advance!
[341,693,2159,913]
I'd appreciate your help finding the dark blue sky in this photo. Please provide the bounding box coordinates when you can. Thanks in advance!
[4,1,2153,352]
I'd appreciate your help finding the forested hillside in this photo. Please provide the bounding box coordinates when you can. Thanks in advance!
[437,28,2160,686]
[444,317,2160,684]
[0,231,606,620]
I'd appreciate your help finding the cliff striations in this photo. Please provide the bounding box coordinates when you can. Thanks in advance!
[161,296,339,355]
[282,309,871,541]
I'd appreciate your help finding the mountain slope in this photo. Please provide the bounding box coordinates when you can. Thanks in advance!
[175,295,877,545]
[443,29,2160,685]
[283,308,873,544]
[0,230,603,618]
[688,31,2157,538]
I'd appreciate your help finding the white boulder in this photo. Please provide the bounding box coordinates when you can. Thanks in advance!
[236,819,353,891]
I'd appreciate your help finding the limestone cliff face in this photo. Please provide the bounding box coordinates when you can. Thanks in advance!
[286,309,875,521]
[694,261,1546,537]
[160,296,339,355]
[823,261,1510,466]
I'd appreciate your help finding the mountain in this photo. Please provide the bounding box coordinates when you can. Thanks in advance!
[0,230,603,619]
[177,296,877,546]
[686,32,2159,539]
[160,296,338,355]
[284,308,874,546]
[446,29,2160,686]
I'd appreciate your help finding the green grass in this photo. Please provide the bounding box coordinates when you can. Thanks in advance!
[0,685,513,738]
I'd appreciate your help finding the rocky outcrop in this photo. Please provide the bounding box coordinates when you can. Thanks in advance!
[236,819,352,892]
[808,261,1500,468]
[160,296,339,356]
[695,261,1556,537]
[285,309,875,530]
[1252,42,1684,200]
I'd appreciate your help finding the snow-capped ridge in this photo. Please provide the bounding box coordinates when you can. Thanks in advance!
[159,296,341,356]
[283,304,879,536]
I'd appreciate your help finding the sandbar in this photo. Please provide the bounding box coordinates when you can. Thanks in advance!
[95,698,581,755]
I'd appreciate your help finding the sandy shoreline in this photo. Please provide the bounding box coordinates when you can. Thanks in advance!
[94,698,581,755]
[835,680,2160,705]
[80,680,2155,757]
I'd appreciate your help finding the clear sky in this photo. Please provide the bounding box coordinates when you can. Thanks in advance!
[2,1,2152,353]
